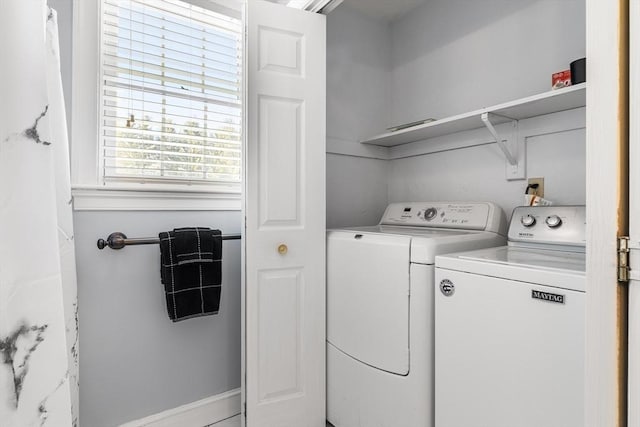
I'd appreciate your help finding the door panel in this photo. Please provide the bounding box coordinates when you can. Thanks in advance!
[258,95,303,226]
[244,2,326,426]
[258,27,305,75]
[257,269,303,402]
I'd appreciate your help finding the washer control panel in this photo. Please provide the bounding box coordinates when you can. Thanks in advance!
[380,202,495,231]
[508,206,585,246]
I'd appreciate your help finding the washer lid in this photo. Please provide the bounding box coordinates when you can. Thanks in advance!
[436,246,586,292]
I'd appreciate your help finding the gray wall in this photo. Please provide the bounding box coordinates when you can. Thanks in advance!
[386,0,586,215]
[389,0,586,124]
[388,127,587,216]
[327,154,389,228]
[75,211,241,427]
[49,1,242,425]
[326,5,391,228]
[327,0,586,226]
[327,4,391,141]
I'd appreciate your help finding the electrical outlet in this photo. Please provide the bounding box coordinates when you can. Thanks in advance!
[527,177,544,198]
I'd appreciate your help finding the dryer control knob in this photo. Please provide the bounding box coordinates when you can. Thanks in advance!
[424,207,437,221]
[521,215,536,227]
[545,215,563,228]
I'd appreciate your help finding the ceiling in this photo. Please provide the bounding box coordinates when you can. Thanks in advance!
[341,0,428,21]
[263,0,428,21]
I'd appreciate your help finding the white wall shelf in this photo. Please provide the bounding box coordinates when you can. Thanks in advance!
[360,83,586,147]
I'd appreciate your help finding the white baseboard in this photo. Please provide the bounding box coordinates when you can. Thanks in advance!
[119,388,241,427]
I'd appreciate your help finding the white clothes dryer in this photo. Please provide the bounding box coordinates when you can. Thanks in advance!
[434,205,586,427]
[327,202,507,427]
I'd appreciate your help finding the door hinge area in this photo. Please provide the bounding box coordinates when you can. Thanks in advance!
[618,236,630,282]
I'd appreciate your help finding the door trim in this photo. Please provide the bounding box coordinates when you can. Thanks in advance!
[585,0,629,426]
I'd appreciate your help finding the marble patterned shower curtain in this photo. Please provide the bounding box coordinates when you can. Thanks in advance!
[45,7,80,425]
[0,1,78,425]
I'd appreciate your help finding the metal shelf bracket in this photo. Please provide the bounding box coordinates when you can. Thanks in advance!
[481,112,525,180]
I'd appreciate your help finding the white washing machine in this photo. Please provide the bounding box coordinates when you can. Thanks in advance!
[327,202,507,427]
[434,205,586,427]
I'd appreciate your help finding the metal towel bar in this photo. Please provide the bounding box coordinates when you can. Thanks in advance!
[97,231,241,250]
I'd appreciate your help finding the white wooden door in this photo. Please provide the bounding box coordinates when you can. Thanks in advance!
[243,1,326,426]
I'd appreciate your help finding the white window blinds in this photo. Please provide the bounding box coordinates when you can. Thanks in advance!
[100,0,242,185]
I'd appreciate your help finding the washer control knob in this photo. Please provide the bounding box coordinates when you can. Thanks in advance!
[424,207,437,221]
[545,215,563,228]
[521,215,536,227]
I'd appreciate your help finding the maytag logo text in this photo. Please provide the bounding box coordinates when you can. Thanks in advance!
[531,290,565,304]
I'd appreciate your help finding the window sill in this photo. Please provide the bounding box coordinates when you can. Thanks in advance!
[71,185,242,211]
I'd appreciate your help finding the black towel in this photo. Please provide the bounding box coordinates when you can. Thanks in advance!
[159,227,222,322]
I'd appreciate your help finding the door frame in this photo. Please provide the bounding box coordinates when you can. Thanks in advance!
[585,0,629,426]
[237,0,630,425]
[629,0,640,423]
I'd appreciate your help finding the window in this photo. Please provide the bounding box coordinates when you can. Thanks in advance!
[72,0,334,210]
[100,0,242,186]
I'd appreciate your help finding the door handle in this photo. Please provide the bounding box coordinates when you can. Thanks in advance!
[278,244,288,255]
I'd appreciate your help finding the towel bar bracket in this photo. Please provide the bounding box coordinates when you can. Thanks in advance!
[97,232,128,250]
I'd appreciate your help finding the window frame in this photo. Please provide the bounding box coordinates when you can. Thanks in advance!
[71,0,243,211]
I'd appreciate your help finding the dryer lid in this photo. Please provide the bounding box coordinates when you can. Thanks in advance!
[328,226,503,264]
[327,231,410,375]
